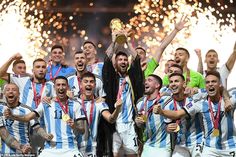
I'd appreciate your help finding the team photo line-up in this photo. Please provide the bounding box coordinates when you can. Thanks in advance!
[0,17,236,157]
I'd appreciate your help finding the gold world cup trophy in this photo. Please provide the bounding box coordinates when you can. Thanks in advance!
[110,18,127,45]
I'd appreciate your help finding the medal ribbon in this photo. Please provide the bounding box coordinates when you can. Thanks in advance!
[142,94,161,116]
[49,64,62,80]
[56,98,68,114]
[208,97,221,130]
[81,96,94,126]
[173,98,186,124]
[117,77,127,100]
[77,76,81,91]
[32,82,45,108]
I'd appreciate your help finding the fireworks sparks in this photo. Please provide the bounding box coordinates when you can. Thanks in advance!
[128,0,236,87]
[0,0,87,71]
[0,0,48,63]
[128,0,236,61]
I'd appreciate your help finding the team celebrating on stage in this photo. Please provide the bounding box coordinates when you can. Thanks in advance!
[0,16,236,157]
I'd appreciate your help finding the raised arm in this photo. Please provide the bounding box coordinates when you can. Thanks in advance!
[195,49,204,74]
[105,42,117,59]
[126,41,137,59]
[0,53,22,81]
[153,15,187,63]
[225,41,236,71]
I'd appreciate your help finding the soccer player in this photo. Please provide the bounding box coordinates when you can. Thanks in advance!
[1,83,53,154]
[196,42,236,88]
[83,41,104,77]
[0,112,31,154]
[103,48,144,157]
[0,57,54,109]
[135,15,187,78]
[160,73,203,157]
[45,44,76,81]
[4,76,86,157]
[0,55,55,154]
[163,47,205,89]
[155,71,236,157]
[0,53,29,81]
[67,51,105,98]
[0,53,29,99]
[77,72,122,156]
[135,74,171,156]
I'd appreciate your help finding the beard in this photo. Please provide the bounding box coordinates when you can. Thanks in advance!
[35,75,46,81]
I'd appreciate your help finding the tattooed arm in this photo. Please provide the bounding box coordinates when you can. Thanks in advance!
[0,126,31,153]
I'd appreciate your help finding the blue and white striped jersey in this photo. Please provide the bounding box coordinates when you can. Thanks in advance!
[76,99,109,152]
[86,62,104,78]
[67,74,106,98]
[10,74,55,110]
[10,75,54,127]
[116,77,134,124]
[35,99,85,149]
[0,102,38,154]
[184,88,236,150]
[136,96,171,148]
[164,97,203,147]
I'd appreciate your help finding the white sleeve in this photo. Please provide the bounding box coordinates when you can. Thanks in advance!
[34,103,44,117]
[0,113,5,127]
[74,102,86,120]
[136,101,143,113]
[10,74,29,86]
[229,88,236,108]
[163,101,175,123]
[218,64,230,88]
[98,102,109,113]
[183,101,202,118]
[96,78,106,97]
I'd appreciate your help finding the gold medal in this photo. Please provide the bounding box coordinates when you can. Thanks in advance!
[141,114,147,122]
[212,129,220,137]
[174,124,180,132]
[62,114,70,122]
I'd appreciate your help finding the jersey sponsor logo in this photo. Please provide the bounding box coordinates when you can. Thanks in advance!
[5,119,14,126]
[186,102,193,109]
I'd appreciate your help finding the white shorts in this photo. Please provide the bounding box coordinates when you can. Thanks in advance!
[202,146,236,157]
[141,144,171,157]
[79,146,97,157]
[173,144,202,157]
[39,148,84,157]
[113,122,138,155]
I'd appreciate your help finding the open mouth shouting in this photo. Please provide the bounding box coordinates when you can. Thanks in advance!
[144,84,150,93]
[84,86,93,95]
[6,94,16,103]
[76,62,85,71]
[175,59,180,64]
[208,87,216,96]
[57,89,66,98]
[119,64,127,71]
